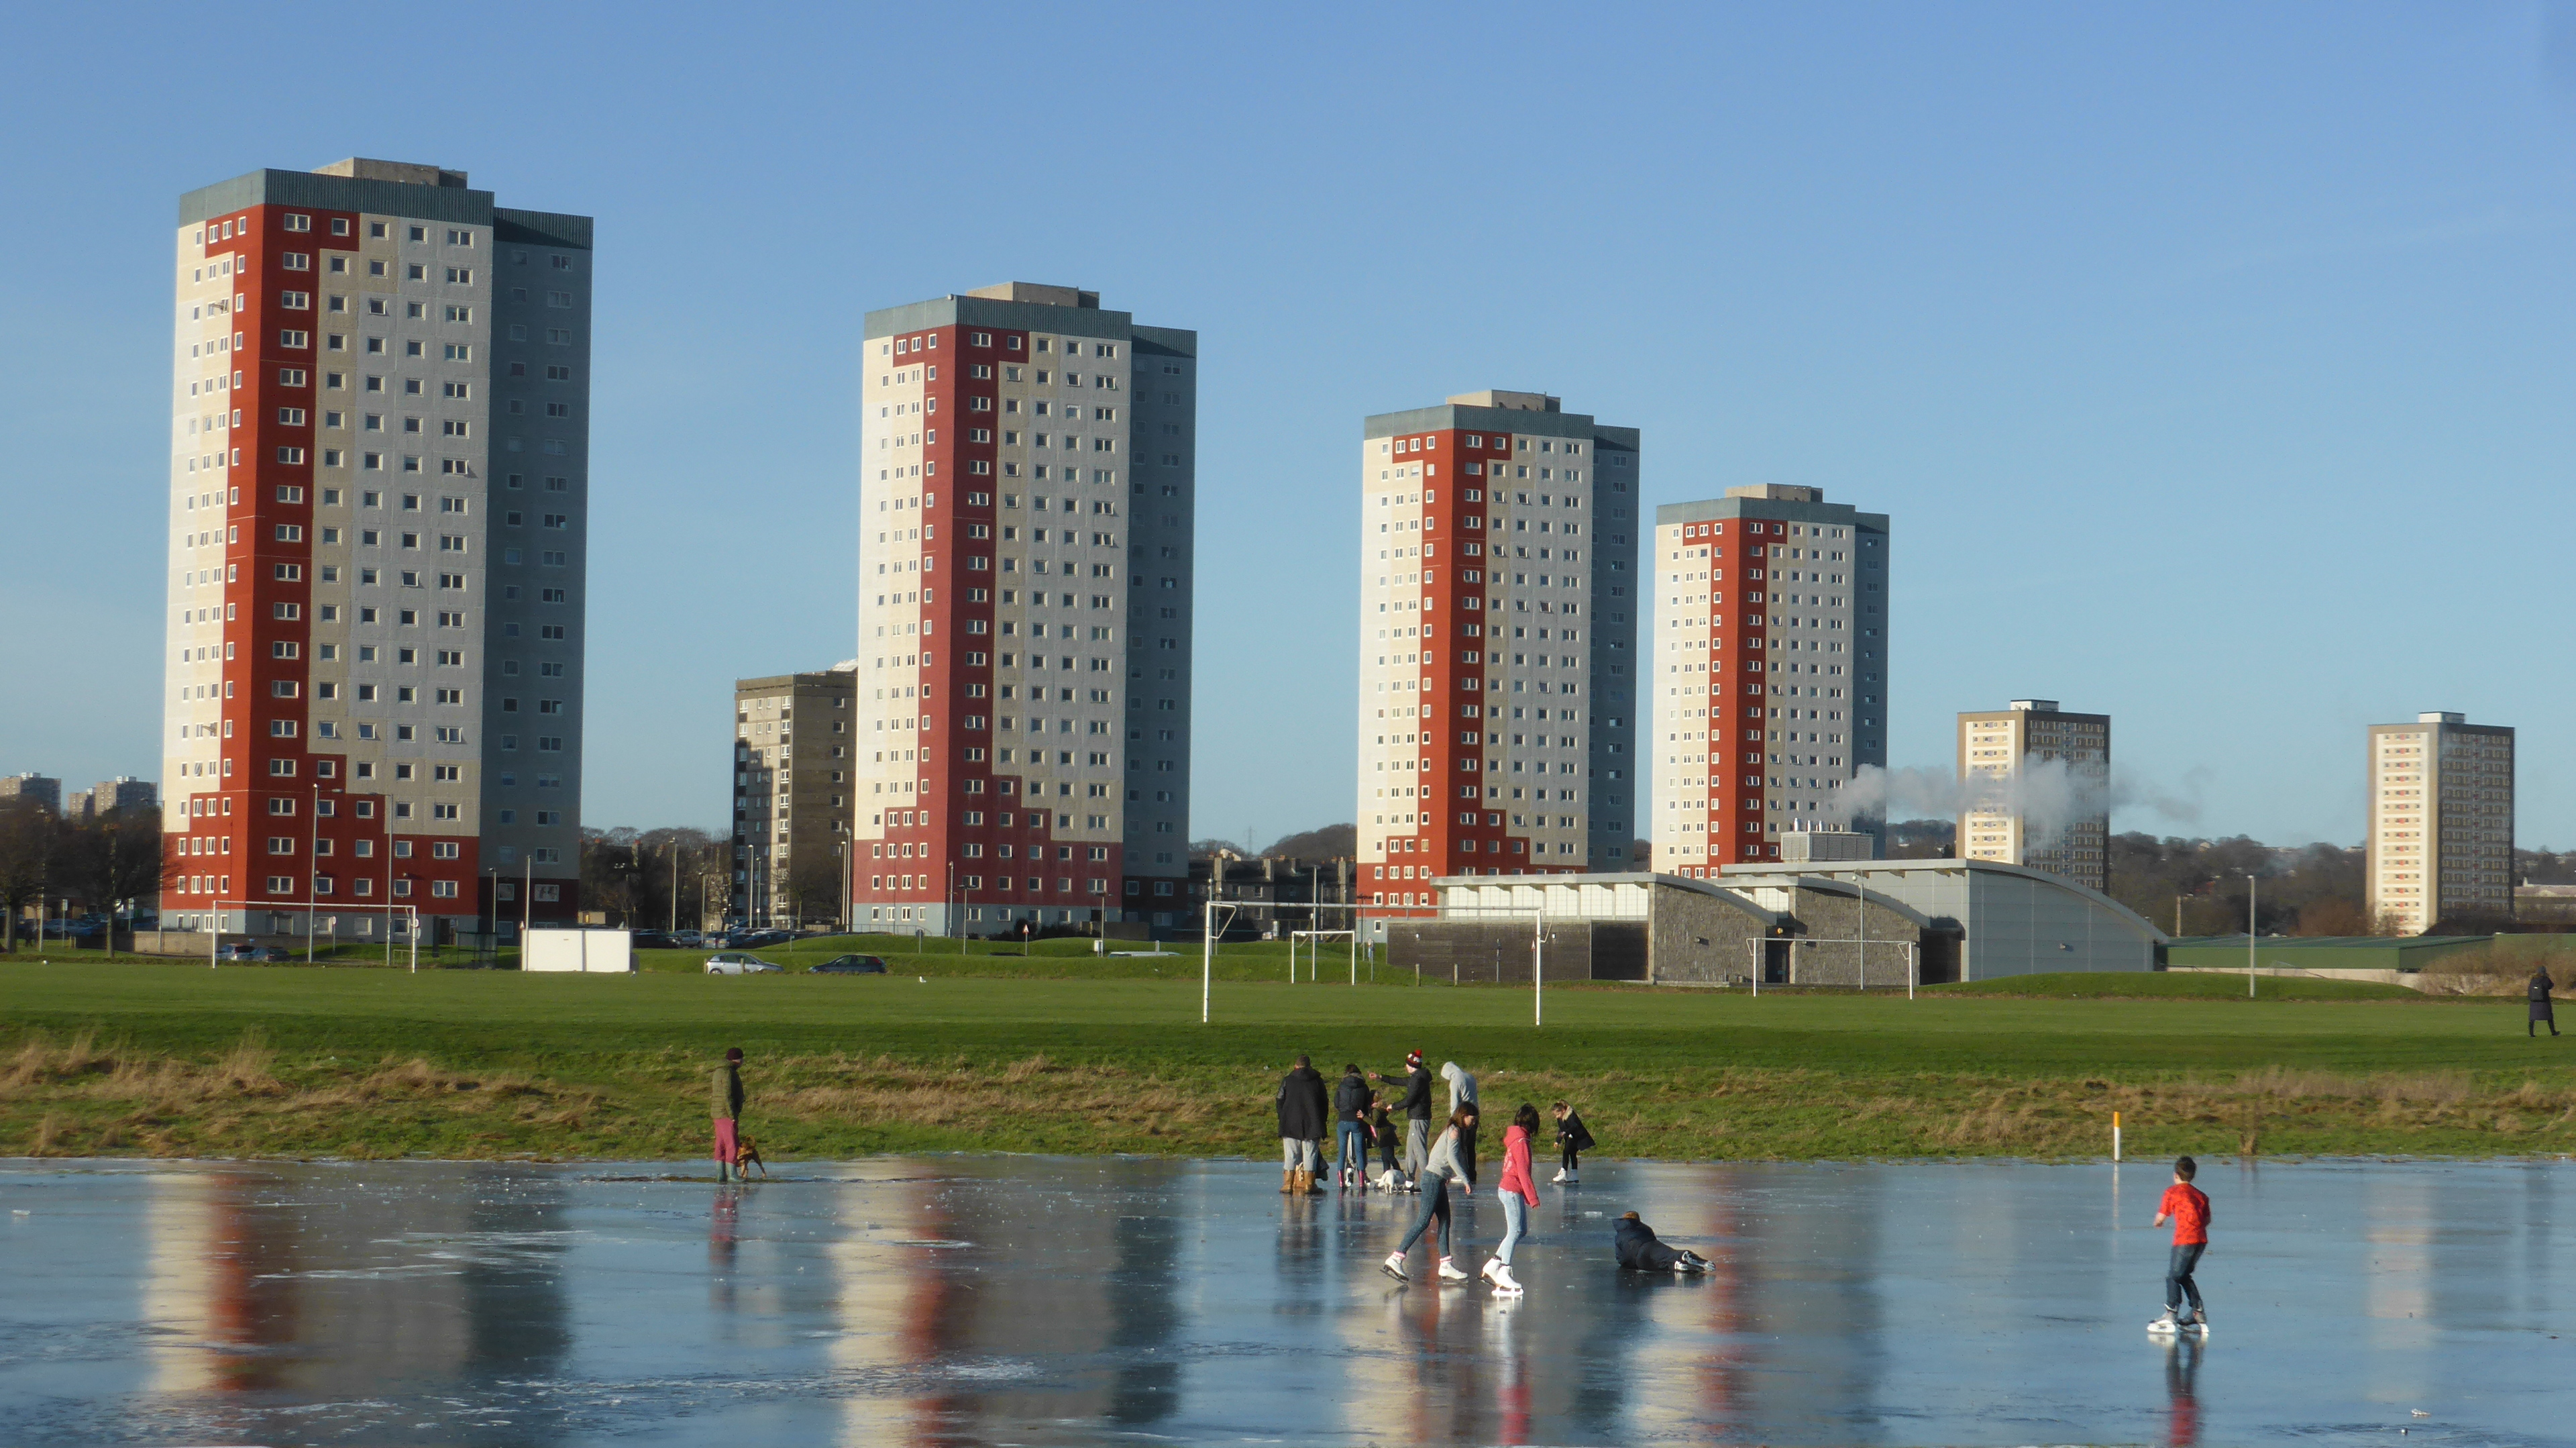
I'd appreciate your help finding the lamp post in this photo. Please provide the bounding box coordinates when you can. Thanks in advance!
[2245,872,2257,998]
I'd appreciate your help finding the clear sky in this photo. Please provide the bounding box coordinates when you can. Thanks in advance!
[7,3,2575,851]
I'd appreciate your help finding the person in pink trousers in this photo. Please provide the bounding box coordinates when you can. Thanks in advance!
[1482,1103,1543,1294]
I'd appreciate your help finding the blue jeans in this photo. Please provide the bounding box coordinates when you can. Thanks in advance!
[1398,1177,1453,1258]
[2165,1242,2205,1312]
[1336,1121,1368,1176]
[1497,1193,1527,1265]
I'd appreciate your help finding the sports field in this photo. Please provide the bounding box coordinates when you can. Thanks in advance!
[3,946,2570,1161]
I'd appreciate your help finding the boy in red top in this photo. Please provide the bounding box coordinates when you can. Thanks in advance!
[2149,1155,2211,1333]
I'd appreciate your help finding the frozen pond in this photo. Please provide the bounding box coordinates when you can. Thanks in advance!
[1,1154,2569,1445]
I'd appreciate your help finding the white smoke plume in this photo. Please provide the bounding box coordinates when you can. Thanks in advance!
[1846,760,2206,842]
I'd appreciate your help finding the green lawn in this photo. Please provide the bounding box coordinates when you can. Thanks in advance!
[3,960,2568,1163]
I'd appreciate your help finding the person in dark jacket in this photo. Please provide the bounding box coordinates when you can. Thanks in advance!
[1375,1050,1435,1187]
[2532,968,2560,1038]
[1552,1099,1596,1184]
[1332,1065,1373,1189]
[1613,1212,1709,1273]
[1371,1098,1403,1183]
[1276,1054,1331,1194]
[712,1047,746,1183]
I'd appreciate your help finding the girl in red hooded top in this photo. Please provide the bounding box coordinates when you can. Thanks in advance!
[1482,1103,1544,1296]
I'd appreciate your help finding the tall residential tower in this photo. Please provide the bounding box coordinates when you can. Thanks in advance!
[1358,392,1640,912]
[1651,485,1888,874]
[160,159,592,938]
[853,284,1196,933]
[1956,699,2110,891]
[2367,711,2514,933]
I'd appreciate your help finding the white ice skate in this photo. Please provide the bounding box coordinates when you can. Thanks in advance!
[1381,1252,1409,1282]
[1436,1256,1472,1283]
[1491,1262,1525,1296]
[2147,1310,2180,1335]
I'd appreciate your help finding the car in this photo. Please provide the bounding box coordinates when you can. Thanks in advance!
[726,929,793,949]
[254,947,290,962]
[703,952,782,975]
[671,931,704,947]
[629,931,678,951]
[809,955,888,975]
[221,943,260,961]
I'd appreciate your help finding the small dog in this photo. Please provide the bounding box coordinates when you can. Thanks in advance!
[732,1135,768,1179]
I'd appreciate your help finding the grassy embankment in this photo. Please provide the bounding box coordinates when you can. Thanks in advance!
[5,953,2574,1163]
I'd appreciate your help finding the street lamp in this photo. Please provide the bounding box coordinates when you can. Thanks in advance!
[2245,872,2257,998]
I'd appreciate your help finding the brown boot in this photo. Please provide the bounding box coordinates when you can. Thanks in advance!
[1281,1169,1294,1195]
[1290,1168,1311,1194]
[1304,1170,1325,1196]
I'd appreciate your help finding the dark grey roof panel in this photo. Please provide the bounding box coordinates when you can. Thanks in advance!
[178,169,495,227]
[494,209,593,250]
[863,296,1140,342]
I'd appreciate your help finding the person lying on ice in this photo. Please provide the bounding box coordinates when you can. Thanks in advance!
[1613,1212,1710,1274]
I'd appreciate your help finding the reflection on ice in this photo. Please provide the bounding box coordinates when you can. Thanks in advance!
[0,1156,2571,1445]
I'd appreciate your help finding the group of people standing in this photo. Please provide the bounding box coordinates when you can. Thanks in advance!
[1275,1049,1599,1297]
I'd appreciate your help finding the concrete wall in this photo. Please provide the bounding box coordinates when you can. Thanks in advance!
[1644,887,1773,984]
[1388,919,1642,983]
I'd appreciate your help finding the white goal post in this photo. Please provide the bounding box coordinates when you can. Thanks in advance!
[203,900,425,972]
[1199,899,1366,1023]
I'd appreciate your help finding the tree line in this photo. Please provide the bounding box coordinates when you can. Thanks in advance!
[0,799,168,950]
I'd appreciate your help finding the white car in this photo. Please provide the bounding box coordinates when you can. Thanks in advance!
[703,952,782,975]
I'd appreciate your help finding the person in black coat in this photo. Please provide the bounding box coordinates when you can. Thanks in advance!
[2532,968,2560,1038]
[1375,1050,1435,1185]
[1613,1212,1709,1273]
[1276,1054,1331,1194]
[1331,1065,1373,1188]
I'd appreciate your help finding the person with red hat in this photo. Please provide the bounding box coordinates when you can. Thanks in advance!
[1374,1050,1434,1190]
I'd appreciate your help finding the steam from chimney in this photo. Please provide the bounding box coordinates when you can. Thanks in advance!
[1845,759,2208,839]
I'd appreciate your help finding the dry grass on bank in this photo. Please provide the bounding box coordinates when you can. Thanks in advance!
[7,1030,2576,1163]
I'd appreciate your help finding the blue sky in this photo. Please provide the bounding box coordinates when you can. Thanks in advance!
[7,3,2576,850]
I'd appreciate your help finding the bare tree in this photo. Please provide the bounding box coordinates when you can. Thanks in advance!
[0,800,55,952]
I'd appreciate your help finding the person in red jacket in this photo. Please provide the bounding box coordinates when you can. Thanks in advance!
[2149,1155,2211,1334]
[1481,1103,1544,1296]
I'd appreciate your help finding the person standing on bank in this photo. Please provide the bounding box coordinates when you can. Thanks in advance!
[1482,1103,1542,1296]
[2531,967,2560,1038]
[1332,1064,1373,1189]
[1383,1104,1479,1283]
[1276,1053,1331,1195]
[1440,1059,1480,1182]
[712,1047,746,1183]
[1377,1051,1435,1187]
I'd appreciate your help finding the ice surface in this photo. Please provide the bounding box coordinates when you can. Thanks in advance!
[0,1155,2567,1445]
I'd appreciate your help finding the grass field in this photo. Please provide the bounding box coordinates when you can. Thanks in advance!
[5,953,2573,1164]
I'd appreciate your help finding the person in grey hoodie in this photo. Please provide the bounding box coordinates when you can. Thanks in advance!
[1441,1060,1480,1184]
[1381,1104,1479,1283]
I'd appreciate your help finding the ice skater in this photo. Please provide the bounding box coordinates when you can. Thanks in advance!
[712,1046,746,1183]
[2148,1155,2212,1335]
[2530,967,2560,1038]
[1375,1051,1435,1187]
[1481,1104,1543,1296]
[1275,1054,1330,1195]
[1612,1211,1710,1274]
[1441,1059,1479,1181]
[1550,1099,1594,1184]
[1332,1064,1373,1189]
[1370,1096,1405,1190]
[1381,1104,1478,1283]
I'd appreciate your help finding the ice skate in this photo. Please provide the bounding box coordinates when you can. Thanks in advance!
[1491,1262,1525,1296]
[2147,1310,2180,1334]
[1380,1252,1408,1282]
[1436,1256,1472,1283]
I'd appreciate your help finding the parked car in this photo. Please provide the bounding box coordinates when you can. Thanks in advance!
[723,929,793,949]
[810,955,888,975]
[703,953,782,975]
[221,942,260,961]
[629,931,678,951]
[254,947,290,962]
[671,931,705,947]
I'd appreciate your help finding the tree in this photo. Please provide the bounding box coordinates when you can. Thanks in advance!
[784,850,845,927]
[1266,823,1356,860]
[0,799,54,952]
[76,807,170,930]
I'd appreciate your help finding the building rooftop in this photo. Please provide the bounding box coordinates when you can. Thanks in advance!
[1725,484,1823,503]
[313,158,469,188]
[965,282,1098,309]
[1445,390,1558,412]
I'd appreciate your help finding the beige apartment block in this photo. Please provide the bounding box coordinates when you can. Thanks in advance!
[1957,699,2109,892]
[733,666,858,927]
[2367,712,2514,934]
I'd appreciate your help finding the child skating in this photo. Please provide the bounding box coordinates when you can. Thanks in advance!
[1550,1100,1593,1184]
[1381,1105,1477,1284]
[2148,1155,2211,1336]
[1481,1104,1543,1296]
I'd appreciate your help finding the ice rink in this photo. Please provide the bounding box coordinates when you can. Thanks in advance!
[2,1154,2568,1445]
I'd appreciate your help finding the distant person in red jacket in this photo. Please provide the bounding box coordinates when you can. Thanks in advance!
[2148,1155,2211,1335]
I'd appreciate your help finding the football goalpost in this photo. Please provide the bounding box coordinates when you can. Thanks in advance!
[205,900,426,972]
[1200,898,1554,1028]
